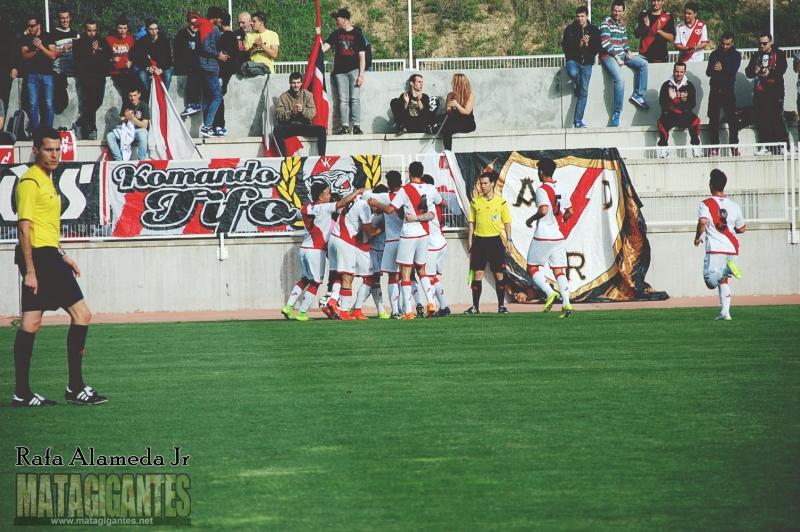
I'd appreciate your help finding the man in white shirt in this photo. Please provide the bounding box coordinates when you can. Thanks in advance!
[674,2,708,62]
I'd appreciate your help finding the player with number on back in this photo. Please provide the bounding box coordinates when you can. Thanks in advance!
[370,172,405,318]
[422,174,451,316]
[694,169,745,320]
[525,158,575,318]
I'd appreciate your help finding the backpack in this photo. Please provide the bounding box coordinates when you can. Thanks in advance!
[4,109,30,141]
[354,27,373,71]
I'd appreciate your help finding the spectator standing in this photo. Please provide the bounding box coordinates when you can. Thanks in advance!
[195,8,227,138]
[0,98,17,144]
[106,86,149,161]
[20,16,57,131]
[274,72,327,156]
[321,9,366,135]
[634,0,676,63]
[242,11,279,76]
[175,12,202,117]
[705,31,741,156]
[131,18,173,100]
[793,50,800,115]
[52,8,79,115]
[561,5,601,128]
[674,2,708,63]
[440,73,476,151]
[0,11,20,114]
[73,19,111,140]
[234,12,252,71]
[390,74,438,133]
[106,17,136,93]
[657,62,701,158]
[212,13,238,137]
[599,0,649,126]
[745,32,789,155]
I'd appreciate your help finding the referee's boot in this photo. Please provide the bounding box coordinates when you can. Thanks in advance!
[65,385,108,406]
[464,306,480,314]
[12,393,58,407]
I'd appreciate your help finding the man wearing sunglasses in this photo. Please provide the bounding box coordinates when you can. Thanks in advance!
[20,16,57,131]
[745,32,789,155]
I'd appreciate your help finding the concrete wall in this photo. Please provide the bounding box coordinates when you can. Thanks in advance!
[1,223,797,317]
[7,62,799,139]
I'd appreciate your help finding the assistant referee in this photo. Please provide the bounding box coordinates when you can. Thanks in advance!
[466,171,514,314]
[12,127,107,407]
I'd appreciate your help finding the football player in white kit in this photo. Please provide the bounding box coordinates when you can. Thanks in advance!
[422,174,451,316]
[327,193,380,320]
[360,185,390,318]
[369,171,409,318]
[282,182,365,321]
[524,158,576,318]
[370,162,446,319]
[694,169,745,320]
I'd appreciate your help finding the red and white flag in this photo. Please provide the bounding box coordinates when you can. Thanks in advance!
[304,32,330,131]
[148,66,196,160]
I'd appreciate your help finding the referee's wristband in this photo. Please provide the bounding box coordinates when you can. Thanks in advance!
[60,250,67,256]
[507,238,513,242]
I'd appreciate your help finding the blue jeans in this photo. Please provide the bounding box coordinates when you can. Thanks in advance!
[601,55,648,113]
[138,68,173,94]
[106,128,148,161]
[566,61,593,123]
[26,74,55,131]
[201,72,223,128]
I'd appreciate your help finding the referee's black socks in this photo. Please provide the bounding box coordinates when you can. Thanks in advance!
[14,329,36,399]
[67,325,88,392]
[496,279,506,310]
[471,280,482,310]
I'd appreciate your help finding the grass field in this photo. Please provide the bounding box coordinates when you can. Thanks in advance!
[1,306,799,531]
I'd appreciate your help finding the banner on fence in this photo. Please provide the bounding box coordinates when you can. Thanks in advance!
[0,162,102,226]
[105,155,383,237]
[453,148,668,302]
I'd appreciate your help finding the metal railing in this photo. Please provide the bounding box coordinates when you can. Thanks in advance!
[272,59,406,75]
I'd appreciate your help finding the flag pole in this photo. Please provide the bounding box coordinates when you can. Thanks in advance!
[407,0,413,70]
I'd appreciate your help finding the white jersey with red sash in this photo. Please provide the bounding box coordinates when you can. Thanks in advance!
[333,197,372,247]
[371,191,404,242]
[675,19,708,62]
[300,202,338,250]
[390,182,442,239]
[428,204,446,251]
[534,181,571,241]
[698,196,745,255]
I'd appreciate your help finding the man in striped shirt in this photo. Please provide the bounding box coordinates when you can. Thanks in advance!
[599,0,650,127]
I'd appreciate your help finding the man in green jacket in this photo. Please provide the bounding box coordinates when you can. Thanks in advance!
[274,72,327,156]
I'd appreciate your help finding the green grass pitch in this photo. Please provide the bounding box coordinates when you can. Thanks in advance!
[1,306,799,531]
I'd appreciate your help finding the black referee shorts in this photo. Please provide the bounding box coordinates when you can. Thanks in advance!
[470,235,506,273]
[15,246,84,312]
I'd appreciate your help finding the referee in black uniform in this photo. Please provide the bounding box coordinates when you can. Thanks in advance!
[466,171,514,314]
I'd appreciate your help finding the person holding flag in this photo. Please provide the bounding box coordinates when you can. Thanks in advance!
[674,3,708,63]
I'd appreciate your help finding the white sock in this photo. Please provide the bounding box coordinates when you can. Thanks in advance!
[420,276,434,305]
[556,274,570,307]
[371,287,385,313]
[388,283,400,314]
[340,288,352,311]
[531,270,554,296]
[402,283,413,314]
[433,279,448,308]
[299,287,318,313]
[412,281,422,306]
[719,283,732,316]
[330,281,342,303]
[286,282,305,307]
[354,282,371,310]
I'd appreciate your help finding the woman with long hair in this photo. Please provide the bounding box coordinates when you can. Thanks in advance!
[440,73,476,150]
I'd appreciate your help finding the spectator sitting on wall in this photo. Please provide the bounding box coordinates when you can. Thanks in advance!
[390,73,439,134]
[242,11,279,76]
[634,0,676,63]
[0,97,18,145]
[106,17,136,94]
[175,12,202,117]
[657,62,701,159]
[674,2,708,63]
[20,15,57,132]
[274,72,327,156]
[794,49,800,117]
[705,31,741,156]
[131,18,173,100]
[561,5,601,128]
[106,86,149,161]
[599,0,650,126]
[52,7,79,115]
[73,19,111,140]
[745,32,789,155]
[438,73,476,151]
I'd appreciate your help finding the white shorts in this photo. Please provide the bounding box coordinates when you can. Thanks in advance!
[329,237,356,274]
[526,239,567,268]
[397,236,429,267]
[370,248,384,275]
[427,243,447,276]
[356,247,373,277]
[299,248,326,283]
[381,240,401,273]
[703,253,735,279]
